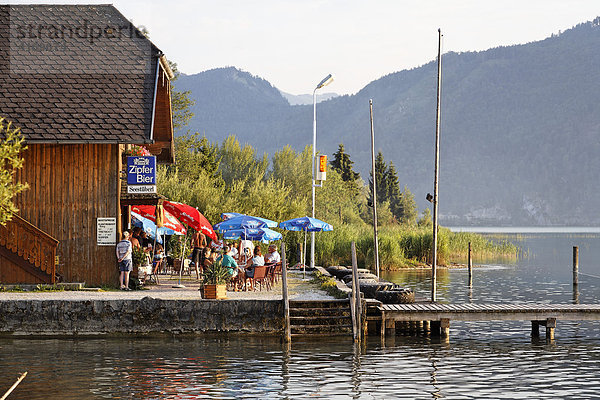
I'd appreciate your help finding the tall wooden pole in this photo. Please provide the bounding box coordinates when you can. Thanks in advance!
[432,28,443,303]
[573,246,579,286]
[282,243,291,342]
[369,99,380,278]
[351,241,362,343]
[468,242,473,288]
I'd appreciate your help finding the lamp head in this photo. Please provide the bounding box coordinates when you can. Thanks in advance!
[316,74,334,89]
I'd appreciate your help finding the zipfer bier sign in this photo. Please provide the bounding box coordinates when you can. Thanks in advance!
[127,156,156,185]
[127,156,156,193]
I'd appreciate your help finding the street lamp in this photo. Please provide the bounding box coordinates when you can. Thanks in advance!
[311,73,334,270]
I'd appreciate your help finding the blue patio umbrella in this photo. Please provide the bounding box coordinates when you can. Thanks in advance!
[131,212,163,244]
[132,211,187,245]
[221,227,282,243]
[278,216,333,232]
[279,216,333,278]
[220,212,244,221]
[214,215,278,232]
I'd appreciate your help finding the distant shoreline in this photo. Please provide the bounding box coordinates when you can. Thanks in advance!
[448,227,600,234]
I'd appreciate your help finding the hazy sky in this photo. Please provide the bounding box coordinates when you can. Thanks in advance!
[7,0,600,94]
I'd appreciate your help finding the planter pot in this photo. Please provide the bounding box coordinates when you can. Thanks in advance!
[203,284,227,300]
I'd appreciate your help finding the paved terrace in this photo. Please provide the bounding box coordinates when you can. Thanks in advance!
[0,271,334,301]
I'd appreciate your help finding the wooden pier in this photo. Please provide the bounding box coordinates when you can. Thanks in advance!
[377,303,600,340]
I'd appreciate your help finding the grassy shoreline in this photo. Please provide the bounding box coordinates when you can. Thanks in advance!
[301,224,520,270]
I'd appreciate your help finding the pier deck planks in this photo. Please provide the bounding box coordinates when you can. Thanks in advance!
[379,303,600,322]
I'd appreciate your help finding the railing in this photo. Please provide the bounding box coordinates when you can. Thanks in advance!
[0,213,58,283]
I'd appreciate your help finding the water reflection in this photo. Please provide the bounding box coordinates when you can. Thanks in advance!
[2,233,600,399]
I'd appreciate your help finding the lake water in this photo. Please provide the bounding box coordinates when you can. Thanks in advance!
[2,230,600,399]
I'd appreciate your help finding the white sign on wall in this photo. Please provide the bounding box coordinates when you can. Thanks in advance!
[97,217,117,246]
[127,185,156,194]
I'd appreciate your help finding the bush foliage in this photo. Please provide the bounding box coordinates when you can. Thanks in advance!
[159,134,518,269]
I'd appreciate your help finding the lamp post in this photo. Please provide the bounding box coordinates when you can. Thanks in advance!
[311,73,334,270]
[432,29,443,302]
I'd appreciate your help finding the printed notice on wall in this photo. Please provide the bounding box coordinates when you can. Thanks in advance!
[97,217,116,246]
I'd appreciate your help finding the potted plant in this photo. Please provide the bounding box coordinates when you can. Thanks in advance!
[169,235,184,272]
[202,259,230,299]
[132,246,146,276]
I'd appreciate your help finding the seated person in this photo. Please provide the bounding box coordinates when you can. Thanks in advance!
[153,243,165,273]
[217,245,238,278]
[239,239,254,264]
[265,244,281,264]
[227,241,239,260]
[201,247,212,273]
[245,245,264,277]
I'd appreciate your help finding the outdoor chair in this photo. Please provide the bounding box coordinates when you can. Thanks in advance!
[147,259,164,284]
[273,262,282,284]
[251,265,268,291]
[265,264,276,290]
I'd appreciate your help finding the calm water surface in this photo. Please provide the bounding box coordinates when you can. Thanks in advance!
[2,231,600,399]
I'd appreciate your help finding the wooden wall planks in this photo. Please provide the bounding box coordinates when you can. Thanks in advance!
[10,143,120,286]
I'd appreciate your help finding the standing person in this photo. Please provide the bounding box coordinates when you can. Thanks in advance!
[191,230,206,279]
[116,231,133,290]
[140,231,150,249]
[130,227,141,249]
[265,244,281,264]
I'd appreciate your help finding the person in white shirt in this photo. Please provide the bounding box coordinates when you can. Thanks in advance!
[227,241,239,260]
[239,239,254,264]
[116,231,132,290]
[265,244,281,264]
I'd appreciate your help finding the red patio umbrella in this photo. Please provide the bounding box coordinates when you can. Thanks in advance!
[163,201,217,241]
[131,205,187,235]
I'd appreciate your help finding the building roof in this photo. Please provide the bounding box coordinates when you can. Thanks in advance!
[0,4,174,156]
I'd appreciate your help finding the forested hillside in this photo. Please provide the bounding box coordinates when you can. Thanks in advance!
[177,18,600,225]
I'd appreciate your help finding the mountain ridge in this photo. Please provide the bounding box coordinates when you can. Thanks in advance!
[176,18,600,225]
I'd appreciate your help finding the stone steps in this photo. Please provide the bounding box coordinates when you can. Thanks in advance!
[289,299,353,336]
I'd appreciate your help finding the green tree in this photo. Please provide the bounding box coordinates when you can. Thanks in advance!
[168,60,194,131]
[270,145,312,213]
[417,208,433,228]
[368,151,389,207]
[218,135,268,186]
[398,185,418,225]
[316,168,364,226]
[0,118,28,226]
[169,132,221,183]
[386,161,402,221]
[330,143,360,186]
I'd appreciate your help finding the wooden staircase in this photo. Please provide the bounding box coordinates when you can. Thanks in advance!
[289,299,354,336]
[0,213,58,284]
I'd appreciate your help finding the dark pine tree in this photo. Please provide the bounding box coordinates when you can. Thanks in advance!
[331,143,360,195]
[386,161,402,221]
[369,151,389,207]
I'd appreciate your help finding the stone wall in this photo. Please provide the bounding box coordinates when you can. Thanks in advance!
[0,297,284,336]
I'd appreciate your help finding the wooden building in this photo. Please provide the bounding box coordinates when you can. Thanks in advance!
[0,5,175,286]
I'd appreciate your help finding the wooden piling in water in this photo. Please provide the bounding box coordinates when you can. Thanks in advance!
[531,320,540,337]
[573,246,579,286]
[281,243,291,343]
[546,318,556,340]
[440,318,450,338]
[350,242,362,343]
[468,242,473,288]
